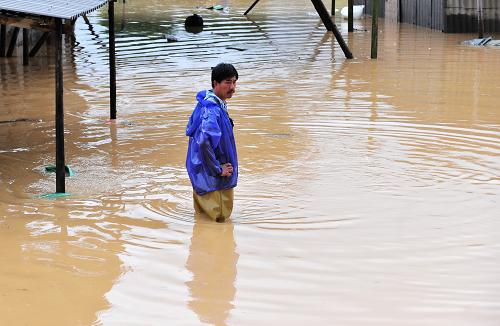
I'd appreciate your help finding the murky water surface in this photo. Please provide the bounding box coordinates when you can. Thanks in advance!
[1,0,499,325]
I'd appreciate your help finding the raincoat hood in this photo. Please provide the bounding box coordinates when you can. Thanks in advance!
[186,90,226,137]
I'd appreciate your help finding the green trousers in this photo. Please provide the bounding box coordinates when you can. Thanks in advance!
[193,188,234,222]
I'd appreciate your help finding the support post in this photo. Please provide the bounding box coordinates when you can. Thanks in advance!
[23,28,29,65]
[310,0,353,59]
[348,0,353,32]
[331,0,335,16]
[371,0,379,59]
[244,0,261,15]
[0,24,6,57]
[30,32,49,57]
[55,18,65,193]
[109,0,117,120]
[477,0,484,38]
[6,27,20,57]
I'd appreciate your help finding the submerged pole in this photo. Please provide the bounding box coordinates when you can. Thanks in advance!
[109,0,117,120]
[348,0,353,32]
[477,0,484,38]
[310,0,353,59]
[23,28,29,66]
[6,27,19,57]
[0,24,6,57]
[244,0,261,15]
[371,0,379,59]
[331,0,335,16]
[55,18,65,193]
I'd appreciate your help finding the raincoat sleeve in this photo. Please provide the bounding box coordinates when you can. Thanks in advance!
[197,107,222,176]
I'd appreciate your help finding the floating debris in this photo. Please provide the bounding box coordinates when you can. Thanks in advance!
[207,4,225,10]
[462,37,491,46]
[165,35,179,42]
[341,5,364,20]
[0,118,42,124]
[45,165,75,177]
[37,192,72,199]
[226,46,246,51]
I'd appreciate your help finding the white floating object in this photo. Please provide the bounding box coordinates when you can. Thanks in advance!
[340,5,364,20]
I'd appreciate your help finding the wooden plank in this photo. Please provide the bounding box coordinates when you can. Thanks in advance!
[0,14,73,33]
[0,15,55,32]
[29,32,49,57]
[6,26,19,57]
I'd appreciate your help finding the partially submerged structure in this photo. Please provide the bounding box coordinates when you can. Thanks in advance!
[360,0,500,33]
[0,0,117,194]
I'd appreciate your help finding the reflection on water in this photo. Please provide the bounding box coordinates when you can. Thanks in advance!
[1,0,500,324]
[186,219,238,326]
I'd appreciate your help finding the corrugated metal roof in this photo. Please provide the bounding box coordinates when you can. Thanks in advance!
[0,0,109,20]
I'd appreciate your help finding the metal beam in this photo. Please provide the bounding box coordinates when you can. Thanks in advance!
[310,0,353,59]
[244,0,261,15]
[108,0,117,120]
[55,18,66,193]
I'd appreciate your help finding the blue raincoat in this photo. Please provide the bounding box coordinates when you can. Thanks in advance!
[186,90,238,195]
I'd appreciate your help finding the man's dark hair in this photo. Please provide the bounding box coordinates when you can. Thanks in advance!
[211,63,238,88]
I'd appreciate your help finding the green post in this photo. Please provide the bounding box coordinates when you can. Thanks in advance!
[371,0,379,59]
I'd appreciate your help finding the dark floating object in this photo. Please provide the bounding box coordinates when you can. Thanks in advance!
[185,14,204,34]
[226,46,246,51]
[165,35,179,42]
[45,165,75,177]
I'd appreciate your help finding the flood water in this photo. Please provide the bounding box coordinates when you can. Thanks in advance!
[1,0,500,325]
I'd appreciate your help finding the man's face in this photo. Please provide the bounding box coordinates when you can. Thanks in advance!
[213,77,237,101]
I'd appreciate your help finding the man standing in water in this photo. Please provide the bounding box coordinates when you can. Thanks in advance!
[186,63,238,223]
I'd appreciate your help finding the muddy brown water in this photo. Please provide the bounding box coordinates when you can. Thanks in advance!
[1,0,499,325]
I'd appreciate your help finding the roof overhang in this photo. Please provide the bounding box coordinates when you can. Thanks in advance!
[0,0,109,20]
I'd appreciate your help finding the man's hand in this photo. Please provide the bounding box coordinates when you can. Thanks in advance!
[220,163,233,177]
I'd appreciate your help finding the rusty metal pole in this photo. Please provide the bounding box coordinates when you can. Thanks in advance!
[109,0,117,119]
[55,18,66,193]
